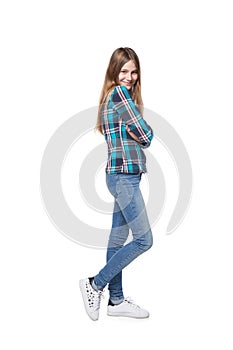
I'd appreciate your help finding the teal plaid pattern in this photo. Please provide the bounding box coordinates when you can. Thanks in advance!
[101,85,153,174]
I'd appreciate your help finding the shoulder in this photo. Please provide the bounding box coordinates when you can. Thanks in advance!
[112,85,131,102]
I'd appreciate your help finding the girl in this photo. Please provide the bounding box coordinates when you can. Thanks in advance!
[79,47,154,320]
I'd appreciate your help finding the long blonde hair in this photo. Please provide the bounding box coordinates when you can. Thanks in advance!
[96,47,143,134]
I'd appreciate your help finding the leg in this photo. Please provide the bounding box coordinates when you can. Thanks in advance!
[93,174,153,291]
[107,199,129,304]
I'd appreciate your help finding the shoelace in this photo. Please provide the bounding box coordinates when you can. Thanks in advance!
[85,281,104,311]
[92,290,104,311]
[124,297,140,309]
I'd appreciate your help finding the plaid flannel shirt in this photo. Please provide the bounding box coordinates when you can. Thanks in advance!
[101,85,153,174]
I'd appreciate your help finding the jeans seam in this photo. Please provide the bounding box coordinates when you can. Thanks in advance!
[97,239,148,287]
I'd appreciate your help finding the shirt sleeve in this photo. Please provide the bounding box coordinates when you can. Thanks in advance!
[112,85,153,148]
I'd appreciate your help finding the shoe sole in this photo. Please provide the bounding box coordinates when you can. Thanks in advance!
[107,311,149,319]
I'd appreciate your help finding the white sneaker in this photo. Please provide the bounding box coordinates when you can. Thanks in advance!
[107,297,149,319]
[79,278,103,321]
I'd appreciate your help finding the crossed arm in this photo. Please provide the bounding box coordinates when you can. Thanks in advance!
[113,85,153,148]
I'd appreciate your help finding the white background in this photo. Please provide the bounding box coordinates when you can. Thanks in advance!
[1,0,233,349]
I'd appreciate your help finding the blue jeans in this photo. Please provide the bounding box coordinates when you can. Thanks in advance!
[93,173,153,304]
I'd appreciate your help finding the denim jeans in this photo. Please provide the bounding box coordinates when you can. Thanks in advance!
[93,173,153,304]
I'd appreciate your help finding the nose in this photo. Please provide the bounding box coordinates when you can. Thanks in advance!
[126,72,132,81]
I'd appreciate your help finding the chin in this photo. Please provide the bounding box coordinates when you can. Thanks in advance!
[121,84,131,90]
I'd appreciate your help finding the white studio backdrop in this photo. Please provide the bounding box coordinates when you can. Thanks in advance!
[0,0,233,349]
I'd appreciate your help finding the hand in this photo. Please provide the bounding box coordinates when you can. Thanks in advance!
[126,125,140,142]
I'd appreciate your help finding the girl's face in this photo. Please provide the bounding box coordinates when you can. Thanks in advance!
[118,60,138,90]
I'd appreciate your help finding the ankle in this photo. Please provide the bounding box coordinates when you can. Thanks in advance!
[89,277,101,293]
[108,299,124,306]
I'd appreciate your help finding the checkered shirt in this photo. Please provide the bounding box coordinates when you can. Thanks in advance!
[101,85,153,174]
